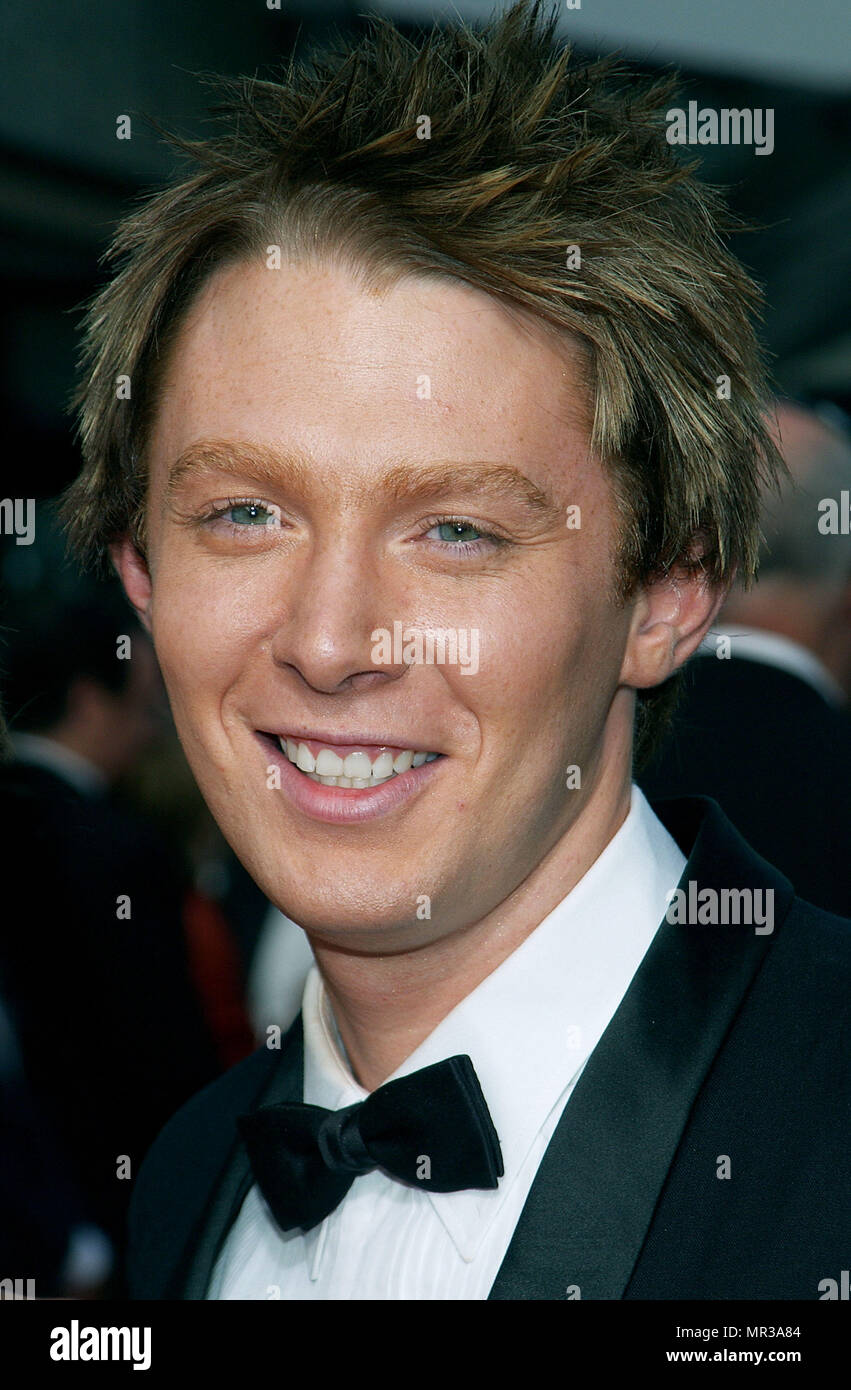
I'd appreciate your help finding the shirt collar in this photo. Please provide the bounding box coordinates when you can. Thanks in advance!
[300,784,686,1266]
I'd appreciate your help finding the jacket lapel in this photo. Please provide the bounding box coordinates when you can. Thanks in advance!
[176,1017,305,1299]
[489,797,793,1299]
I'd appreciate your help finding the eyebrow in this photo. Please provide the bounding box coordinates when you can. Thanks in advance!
[166,439,564,525]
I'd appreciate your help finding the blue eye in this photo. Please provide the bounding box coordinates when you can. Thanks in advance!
[432,521,484,544]
[227,502,275,526]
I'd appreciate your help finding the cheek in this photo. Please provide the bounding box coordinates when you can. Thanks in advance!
[470,574,622,727]
[440,585,624,814]
[149,562,252,734]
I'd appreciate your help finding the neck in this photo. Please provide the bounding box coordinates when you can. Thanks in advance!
[309,746,633,1091]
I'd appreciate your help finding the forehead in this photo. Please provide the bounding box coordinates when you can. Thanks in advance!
[146,257,597,498]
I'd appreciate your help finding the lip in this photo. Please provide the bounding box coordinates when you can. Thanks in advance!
[257,732,445,825]
[264,728,433,751]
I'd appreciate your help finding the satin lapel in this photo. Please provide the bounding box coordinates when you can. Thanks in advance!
[176,1017,305,1299]
[489,798,793,1300]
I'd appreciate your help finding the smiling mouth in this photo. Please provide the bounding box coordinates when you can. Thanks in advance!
[262,734,441,788]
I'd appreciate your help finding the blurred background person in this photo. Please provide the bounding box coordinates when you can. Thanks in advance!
[0,697,112,1299]
[0,581,255,1290]
[0,982,113,1298]
[720,402,851,700]
[641,401,851,915]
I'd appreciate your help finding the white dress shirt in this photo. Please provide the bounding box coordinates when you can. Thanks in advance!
[209,785,686,1300]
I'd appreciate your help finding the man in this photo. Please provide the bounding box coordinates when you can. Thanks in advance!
[641,401,851,915]
[60,3,850,1299]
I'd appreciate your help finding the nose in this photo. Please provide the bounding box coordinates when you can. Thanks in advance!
[267,533,411,696]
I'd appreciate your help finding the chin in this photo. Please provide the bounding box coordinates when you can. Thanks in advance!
[258,873,443,943]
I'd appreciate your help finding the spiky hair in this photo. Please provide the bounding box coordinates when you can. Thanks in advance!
[60,0,783,761]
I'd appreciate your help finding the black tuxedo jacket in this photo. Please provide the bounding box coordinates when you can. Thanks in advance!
[127,797,851,1300]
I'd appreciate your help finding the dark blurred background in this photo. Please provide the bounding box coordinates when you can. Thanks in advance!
[1,0,849,512]
[0,0,848,1299]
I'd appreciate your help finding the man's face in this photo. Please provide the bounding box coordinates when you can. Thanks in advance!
[134,257,637,950]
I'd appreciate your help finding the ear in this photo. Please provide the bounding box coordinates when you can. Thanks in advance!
[110,536,153,635]
[619,564,727,691]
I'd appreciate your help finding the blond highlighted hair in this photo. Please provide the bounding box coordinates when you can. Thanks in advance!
[61,0,783,761]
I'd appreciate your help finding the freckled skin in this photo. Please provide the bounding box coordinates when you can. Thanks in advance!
[114,259,720,1079]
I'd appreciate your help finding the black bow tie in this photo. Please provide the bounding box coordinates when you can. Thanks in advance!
[237,1054,503,1233]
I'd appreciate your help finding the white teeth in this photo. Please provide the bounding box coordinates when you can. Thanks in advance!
[278,736,439,787]
[371,751,395,780]
[296,742,315,773]
[343,751,372,780]
[315,748,344,777]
